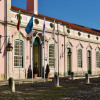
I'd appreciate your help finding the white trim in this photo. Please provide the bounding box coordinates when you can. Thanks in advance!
[77,44,83,72]
[48,38,55,69]
[13,32,25,71]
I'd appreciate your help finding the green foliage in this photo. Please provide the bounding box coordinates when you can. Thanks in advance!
[33,65,38,74]
[46,64,50,74]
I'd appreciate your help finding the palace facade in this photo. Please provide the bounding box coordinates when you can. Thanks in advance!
[0,0,100,79]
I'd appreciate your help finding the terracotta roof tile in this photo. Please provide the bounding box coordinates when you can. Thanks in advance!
[11,6,100,36]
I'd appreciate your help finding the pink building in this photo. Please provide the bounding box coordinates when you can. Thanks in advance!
[0,0,100,80]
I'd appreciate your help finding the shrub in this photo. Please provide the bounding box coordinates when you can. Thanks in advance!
[33,63,38,74]
[46,64,50,74]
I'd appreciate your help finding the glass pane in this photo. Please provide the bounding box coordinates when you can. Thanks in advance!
[78,49,82,68]
[14,40,23,67]
[49,44,54,67]
[96,52,100,68]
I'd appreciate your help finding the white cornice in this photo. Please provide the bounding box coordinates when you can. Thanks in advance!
[68,34,100,44]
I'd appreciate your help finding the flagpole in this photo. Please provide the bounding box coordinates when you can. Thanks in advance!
[25,15,34,83]
[32,29,34,83]
[31,14,34,83]
[44,17,45,82]
[44,34,45,82]
[19,10,20,85]
[54,20,56,73]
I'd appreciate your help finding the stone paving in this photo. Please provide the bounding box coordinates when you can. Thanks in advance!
[0,77,100,100]
[0,78,52,86]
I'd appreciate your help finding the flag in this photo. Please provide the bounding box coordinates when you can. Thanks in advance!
[42,17,45,36]
[25,15,33,34]
[17,10,21,31]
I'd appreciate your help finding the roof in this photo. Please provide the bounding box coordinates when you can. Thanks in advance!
[11,6,100,36]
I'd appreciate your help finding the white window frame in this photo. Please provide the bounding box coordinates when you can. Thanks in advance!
[49,44,54,68]
[48,38,55,68]
[14,39,23,68]
[77,49,82,68]
[96,48,100,68]
[77,44,83,68]
[13,32,25,69]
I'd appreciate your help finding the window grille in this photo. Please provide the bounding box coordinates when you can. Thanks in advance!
[67,48,71,72]
[49,44,54,68]
[77,49,82,68]
[14,40,23,68]
[96,51,100,68]
[87,50,91,70]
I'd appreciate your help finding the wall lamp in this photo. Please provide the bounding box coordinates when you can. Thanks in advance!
[61,44,69,58]
[6,41,13,51]
[67,48,72,56]
[61,44,67,57]
[0,35,13,53]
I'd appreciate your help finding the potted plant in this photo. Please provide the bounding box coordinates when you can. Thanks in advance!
[33,63,38,78]
[45,64,50,79]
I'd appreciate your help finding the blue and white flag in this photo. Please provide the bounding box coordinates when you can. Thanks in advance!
[42,17,45,36]
[25,15,33,34]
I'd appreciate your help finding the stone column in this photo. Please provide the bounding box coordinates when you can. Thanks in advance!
[57,23,61,76]
[63,25,68,76]
[85,73,90,84]
[71,72,74,80]
[6,0,11,79]
[54,72,59,86]
[9,77,15,92]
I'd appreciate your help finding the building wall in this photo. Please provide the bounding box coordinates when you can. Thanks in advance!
[0,0,100,80]
[9,10,100,78]
[68,35,100,76]
[0,25,5,79]
[0,0,7,79]
[0,0,4,21]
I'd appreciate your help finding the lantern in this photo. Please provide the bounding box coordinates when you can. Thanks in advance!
[6,42,13,51]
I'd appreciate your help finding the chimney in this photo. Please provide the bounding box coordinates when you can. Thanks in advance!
[27,0,38,15]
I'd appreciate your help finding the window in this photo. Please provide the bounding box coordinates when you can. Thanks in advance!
[96,51,100,68]
[77,49,82,68]
[67,48,71,75]
[14,40,23,68]
[49,44,54,68]
[87,50,91,70]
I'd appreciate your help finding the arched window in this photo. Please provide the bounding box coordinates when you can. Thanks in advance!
[96,51,100,68]
[87,50,91,69]
[77,44,83,68]
[48,38,55,68]
[49,44,54,68]
[14,39,23,68]
[87,45,92,74]
[77,49,82,68]
[67,48,72,75]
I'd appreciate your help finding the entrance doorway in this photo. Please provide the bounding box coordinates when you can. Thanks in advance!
[87,50,91,74]
[33,37,41,77]
[67,48,72,75]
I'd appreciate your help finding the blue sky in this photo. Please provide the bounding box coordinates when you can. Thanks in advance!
[12,0,100,30]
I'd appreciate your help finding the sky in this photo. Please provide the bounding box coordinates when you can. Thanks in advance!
[12,0,100,30]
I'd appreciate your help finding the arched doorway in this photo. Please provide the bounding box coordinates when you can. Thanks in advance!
[33,37,41,77]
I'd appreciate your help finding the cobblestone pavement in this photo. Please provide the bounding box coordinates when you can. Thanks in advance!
[0,77,100,100]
